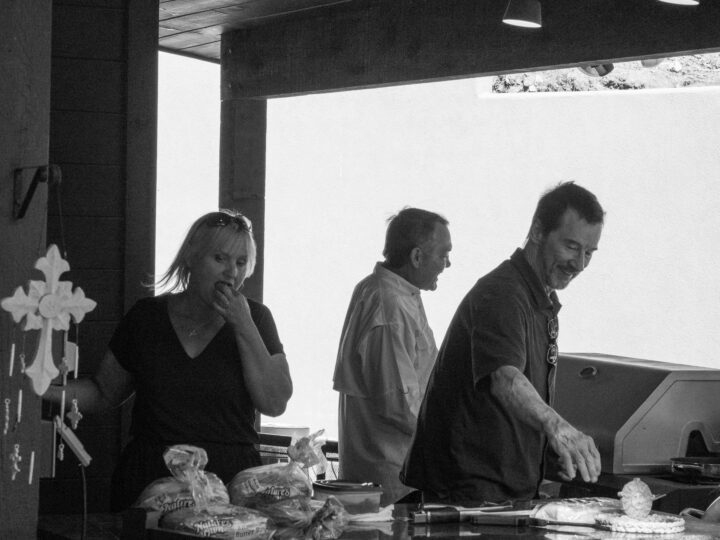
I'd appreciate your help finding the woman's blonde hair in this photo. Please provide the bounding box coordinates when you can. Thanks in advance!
[153,209,256,293]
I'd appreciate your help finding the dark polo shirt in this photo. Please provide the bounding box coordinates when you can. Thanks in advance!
[401,249,561,504]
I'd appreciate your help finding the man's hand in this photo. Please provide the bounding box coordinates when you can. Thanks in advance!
[490,365,602,483]
[546,418,601,483]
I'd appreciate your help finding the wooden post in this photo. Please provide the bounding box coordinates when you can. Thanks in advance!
[219,98,268,304]
[0,1,52,537]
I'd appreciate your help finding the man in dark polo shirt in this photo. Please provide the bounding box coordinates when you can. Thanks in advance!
[401,181,604,504]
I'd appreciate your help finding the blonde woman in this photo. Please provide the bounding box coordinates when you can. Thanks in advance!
[47,210,292,509]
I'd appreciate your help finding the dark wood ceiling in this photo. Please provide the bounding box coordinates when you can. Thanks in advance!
[162,0,720,87]
[159,0,352,61]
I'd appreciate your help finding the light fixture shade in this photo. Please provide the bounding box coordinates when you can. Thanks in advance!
[657,0,699,5]
[641,58,665,68]
[503,0,542,29]
[578,64,615,77]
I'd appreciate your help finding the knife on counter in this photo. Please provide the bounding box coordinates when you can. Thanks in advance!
[470,513,603,529]
[410,505,530,524]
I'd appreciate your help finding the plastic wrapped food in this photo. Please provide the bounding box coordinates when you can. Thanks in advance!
[306,497,349,540]
[159,502,270,538]
[133,445,229,514]
[287,431,328,474]
[531,497,622,524]
[228,431,327,527]
[272,497,350,540]
[593,477,684,534]
[134,472,229,513]
[229,459,313,527]
[618,477,654,519]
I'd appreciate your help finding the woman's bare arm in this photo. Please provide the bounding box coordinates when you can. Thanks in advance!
[44,349,135,414]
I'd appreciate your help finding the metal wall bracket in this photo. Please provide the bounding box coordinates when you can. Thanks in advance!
[13,164,62,220]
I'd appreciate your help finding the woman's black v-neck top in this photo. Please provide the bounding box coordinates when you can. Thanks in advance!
[109,294,284,447]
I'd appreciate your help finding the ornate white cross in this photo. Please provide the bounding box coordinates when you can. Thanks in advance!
[1,244,96,395]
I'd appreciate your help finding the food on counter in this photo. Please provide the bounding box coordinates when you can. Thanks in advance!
[312,480,383,514]
[592,478,685,534]
[228,431,328,527]
[595,511,685,534]
[137,439,349,539]
[228,459,314,527]
[618,477,654,519]
[134,445,230,514]
[159,502,270,539]
[134,472,229,513]
[530,488,685,535]
[531,497,622,524]
[272,497,350,540]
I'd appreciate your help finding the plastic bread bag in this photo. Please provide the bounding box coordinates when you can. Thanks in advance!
[134,472,230,514]
[159,502,271,539]
[134,445,229,514]
[228,430,328,527]
[305,496,349,540]
[287,429,328,479]
[272,497,349,540]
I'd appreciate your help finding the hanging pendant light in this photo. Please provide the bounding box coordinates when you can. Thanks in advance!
[641,58,665,68]
[502,0,542,29]
[577,64,615,77]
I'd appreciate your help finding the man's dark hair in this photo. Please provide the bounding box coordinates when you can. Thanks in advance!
[383,207,448,268]
[533,181,605,235]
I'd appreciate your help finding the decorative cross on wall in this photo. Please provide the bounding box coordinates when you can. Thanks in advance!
[1,244,96,395]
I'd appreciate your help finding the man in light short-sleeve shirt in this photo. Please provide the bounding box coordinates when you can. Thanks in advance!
[333,208,451,506]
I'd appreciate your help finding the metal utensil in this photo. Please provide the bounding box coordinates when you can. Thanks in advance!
[470,514,605,529]
[411,505,520,524]
[671,456,720,481]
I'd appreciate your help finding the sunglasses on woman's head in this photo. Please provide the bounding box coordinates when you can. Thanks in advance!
[204,212,252,232]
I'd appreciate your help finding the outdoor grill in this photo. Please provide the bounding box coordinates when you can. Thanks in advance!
[553,353,720,514]
[554,353,720,475]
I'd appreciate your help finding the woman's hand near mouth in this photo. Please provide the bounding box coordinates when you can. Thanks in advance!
[213,280,292,416]
[213,281,252,329]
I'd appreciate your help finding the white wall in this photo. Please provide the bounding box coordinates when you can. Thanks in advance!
[156,53,220,283]
[156,55,720,440]
[264,80,720,438]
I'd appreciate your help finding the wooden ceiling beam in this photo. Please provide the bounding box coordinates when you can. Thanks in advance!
[221,0,720,99]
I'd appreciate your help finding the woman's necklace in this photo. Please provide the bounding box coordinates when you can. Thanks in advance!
[184,319,214,337]
[172,306,222,337]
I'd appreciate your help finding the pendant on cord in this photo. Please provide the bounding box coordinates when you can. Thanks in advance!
[9,444,21,481]
[67,398,83,430]
[2,398,9,436]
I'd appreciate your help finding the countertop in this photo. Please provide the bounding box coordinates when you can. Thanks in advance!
[38,503,720,540]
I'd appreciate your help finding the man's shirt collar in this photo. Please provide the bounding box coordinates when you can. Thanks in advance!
[509,249,561,314]
[374,262,421,296]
